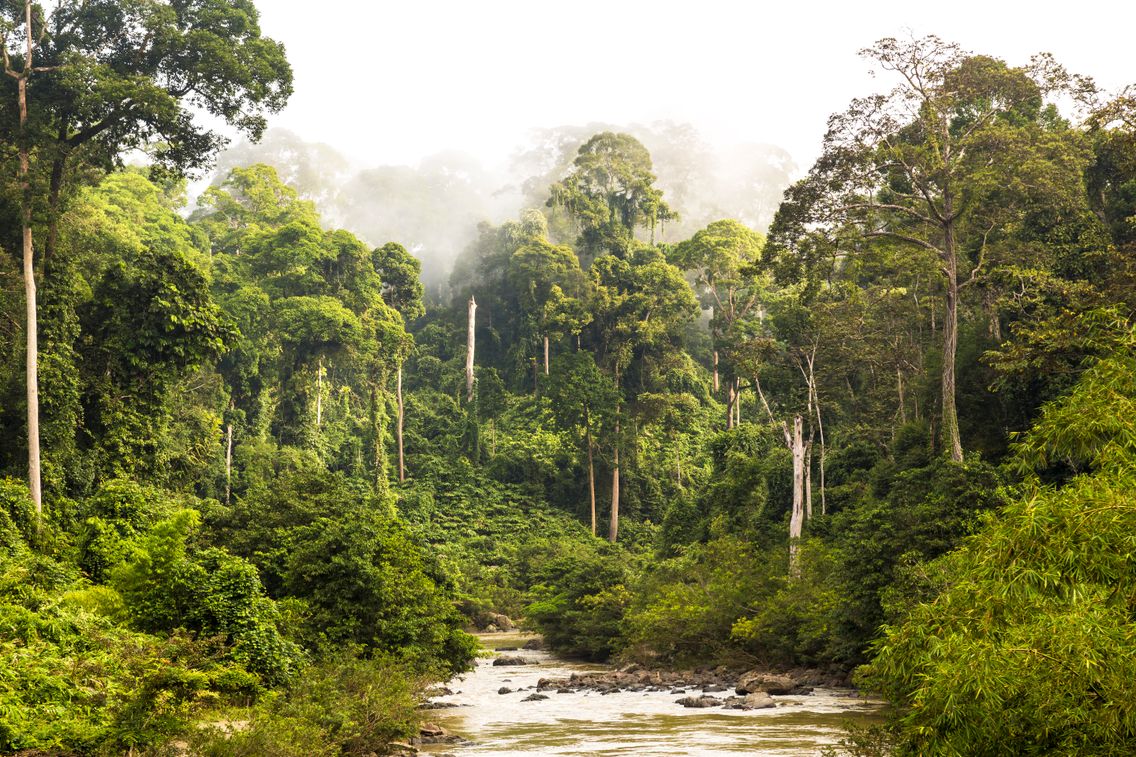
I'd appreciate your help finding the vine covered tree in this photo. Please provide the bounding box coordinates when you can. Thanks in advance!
[1,0,292,512]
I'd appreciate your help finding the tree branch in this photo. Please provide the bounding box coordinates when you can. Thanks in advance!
[863,229,944,256]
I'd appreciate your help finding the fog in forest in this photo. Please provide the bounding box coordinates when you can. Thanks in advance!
[207,124,795,294]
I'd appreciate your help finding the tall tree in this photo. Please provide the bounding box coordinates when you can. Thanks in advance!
[374,242,424,482]
[769,36,1093,461]
[548,131,677,261]
[0,0,291,511]
[670,219,767,428]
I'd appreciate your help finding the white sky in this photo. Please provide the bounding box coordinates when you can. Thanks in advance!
[252,0,1135,172]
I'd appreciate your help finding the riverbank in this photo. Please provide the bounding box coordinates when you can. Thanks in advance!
[412,632,882,756]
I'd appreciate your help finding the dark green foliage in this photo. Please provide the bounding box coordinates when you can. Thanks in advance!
[522,537,633,661]
[214,469,474,674]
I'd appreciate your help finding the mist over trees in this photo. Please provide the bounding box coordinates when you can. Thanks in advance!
[207,123,795,292]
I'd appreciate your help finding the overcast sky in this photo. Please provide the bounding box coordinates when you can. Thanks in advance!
[250,0,1134,172]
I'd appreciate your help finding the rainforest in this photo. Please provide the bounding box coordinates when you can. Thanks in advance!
[2,2,1136,755]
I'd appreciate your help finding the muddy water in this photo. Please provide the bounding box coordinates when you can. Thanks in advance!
[420,633,883,756]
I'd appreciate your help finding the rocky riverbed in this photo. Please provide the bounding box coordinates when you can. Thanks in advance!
[413,632,883,756]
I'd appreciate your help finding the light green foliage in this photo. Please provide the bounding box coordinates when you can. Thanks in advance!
[189,655,421,757]
[863,343,1136,754]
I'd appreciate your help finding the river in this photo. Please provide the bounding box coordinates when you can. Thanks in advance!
[419,632,883,756]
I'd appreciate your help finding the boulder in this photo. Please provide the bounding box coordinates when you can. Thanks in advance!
[488,612,515,630]
[522,637,545,650]
[723,692,776,710]
[736,671,797,696]
[497,687,513,695]
[492,655,528,666]
[522,693,549,702]
[675,695,723,708]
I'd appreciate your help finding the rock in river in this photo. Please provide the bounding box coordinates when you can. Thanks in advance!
[492,655,529,666]
[676,695,723,708]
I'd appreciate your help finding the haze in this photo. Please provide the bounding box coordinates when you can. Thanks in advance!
[253,0,1132,169]
[209,0,1136,288]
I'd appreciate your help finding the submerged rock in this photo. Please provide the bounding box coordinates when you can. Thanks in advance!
[497,686,513,695]
[522,693,550,702]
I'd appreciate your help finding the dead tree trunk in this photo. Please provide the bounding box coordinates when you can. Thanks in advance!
[788,415,806,577]
[726,381,735,430]
[544,334,550,375]
[224,418,234,506]
[396,363,405,482]
[466,295,477,403]
[315,356,323,429]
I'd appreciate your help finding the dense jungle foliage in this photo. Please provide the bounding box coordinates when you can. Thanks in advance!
[1,5,1135,754]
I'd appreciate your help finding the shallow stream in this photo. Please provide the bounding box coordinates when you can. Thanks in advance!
[420,632,883,756]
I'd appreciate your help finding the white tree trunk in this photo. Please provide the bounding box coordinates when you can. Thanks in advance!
[466,296,477,403]
[397,364,405,482]
[225,420,233,505]
[789,415,806,578]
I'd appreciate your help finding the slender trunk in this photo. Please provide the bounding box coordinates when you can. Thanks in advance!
[543,334,550,375]
[789,415,805,577]
[941,215,963,462]
[225,419,234,506]
[726,381,735,430]
[16,1,40,516]
[586,418,596,537]
[370,382,389,497]
[712,350,719,393]
[466,296,477,403]
[806,353,826,516]
[315,356,323,429]
[896,366,906,424]
[734,378,741,427]
[805,443,813,520]
[609,420,620,543]
[396,364,405,482]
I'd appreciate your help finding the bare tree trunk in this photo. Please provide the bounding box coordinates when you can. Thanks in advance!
[713,350,719,393]
[544,334,550,375]
[726,381,735,430]
[941,213,964,462]
[396,364,405,482]
[586,419,596,537]
[225,419,234,506]
[609,418,620,543]
[11,0,41,516]
[789,415,805,577]
[315,356,323,429]
[466,295,477,403]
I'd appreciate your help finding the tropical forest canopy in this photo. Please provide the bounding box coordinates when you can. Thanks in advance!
[1,7,1136,753]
